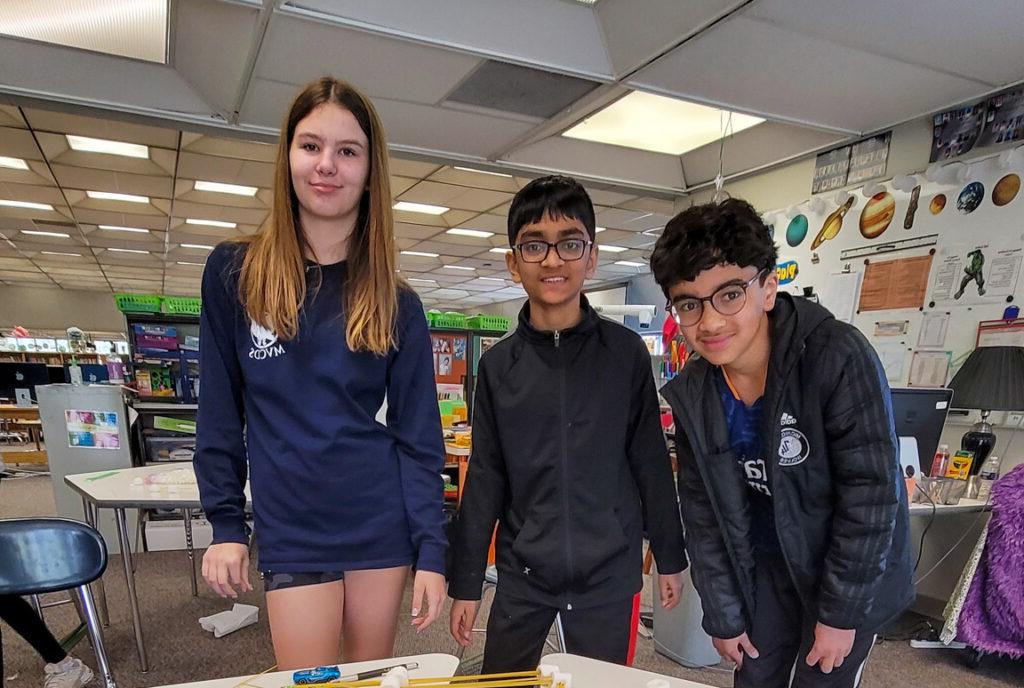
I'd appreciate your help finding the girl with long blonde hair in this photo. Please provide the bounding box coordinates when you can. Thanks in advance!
[194,77,447,669]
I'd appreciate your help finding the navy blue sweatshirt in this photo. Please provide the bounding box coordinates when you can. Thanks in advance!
[194,242,447,574]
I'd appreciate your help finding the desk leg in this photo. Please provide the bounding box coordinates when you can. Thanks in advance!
[183,508,197,597]
[81,498,110,627]
[115,508,149,672]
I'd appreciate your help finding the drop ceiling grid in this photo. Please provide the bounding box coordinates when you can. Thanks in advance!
[0,106,670,303]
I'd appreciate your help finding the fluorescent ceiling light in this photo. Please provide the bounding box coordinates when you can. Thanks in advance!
[0,199,54,211]
[615,260,645,267]
[194,180,258,197]
[107,247,149,254]
[443,265,475,271]
[408,278,437,284]
[489,247,510,254]
[401,250,439,258]
[86,190,149,203]
[41,251,81,257]
[67,135,149,159]
[181,243,213,250]
[0,156,29,170]
[177,261,205,266]
[562,91,764,155]
[595,226,606,233]
[186,218,237,228]
[453,166,513,178]
[394,201,449,215]
[447,228,494,239]
[98,225,149,234]
[479,277,505,282]
[0,0,168,63]
[22,230,70,238]
[600,245,628,253]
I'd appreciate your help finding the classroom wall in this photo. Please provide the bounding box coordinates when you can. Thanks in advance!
[0,286,125,334]
[680,112,1024,476]
[763,150,1024,469]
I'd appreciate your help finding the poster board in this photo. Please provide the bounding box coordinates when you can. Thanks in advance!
[858,255,933,312]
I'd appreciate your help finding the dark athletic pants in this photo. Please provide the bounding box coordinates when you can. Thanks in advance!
[481,588,633,674]
[735,558,877,688]
[0,595,67,677]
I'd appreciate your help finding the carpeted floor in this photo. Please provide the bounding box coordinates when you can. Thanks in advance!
[1,473,1022,687]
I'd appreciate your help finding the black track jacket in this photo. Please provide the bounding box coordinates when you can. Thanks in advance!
[449,295,688,610]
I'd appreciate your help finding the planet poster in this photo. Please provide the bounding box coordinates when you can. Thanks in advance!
[992,173,1020,207]
[930,194,947,215]
[860,192,896,239]
[957,182,985,214]
[786,214,809,247]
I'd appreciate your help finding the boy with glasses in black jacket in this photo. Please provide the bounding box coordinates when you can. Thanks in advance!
[448,175,687,672]
[651,199,912,688]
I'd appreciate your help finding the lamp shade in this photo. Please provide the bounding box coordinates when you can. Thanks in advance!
[947,346,1024,411]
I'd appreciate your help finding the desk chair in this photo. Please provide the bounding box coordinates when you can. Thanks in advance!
[0,518,117,688]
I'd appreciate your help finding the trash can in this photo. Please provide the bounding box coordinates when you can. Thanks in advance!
[653,566,720,668]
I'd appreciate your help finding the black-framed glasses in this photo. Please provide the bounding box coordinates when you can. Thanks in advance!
[515,238,593,263]
[666,269,766,326]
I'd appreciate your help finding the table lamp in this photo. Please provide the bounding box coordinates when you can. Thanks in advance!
[946,346,1024,475]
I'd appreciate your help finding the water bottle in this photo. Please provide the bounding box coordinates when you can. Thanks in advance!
[976,454,1002,502]
[929,443,950,477]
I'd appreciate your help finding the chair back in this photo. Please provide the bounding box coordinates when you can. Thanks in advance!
[0,518,107,596]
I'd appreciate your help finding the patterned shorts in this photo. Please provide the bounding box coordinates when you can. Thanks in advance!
[261,570,345,592]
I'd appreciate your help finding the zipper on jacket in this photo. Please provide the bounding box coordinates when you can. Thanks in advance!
[555,328,574,609]
[766,343,808,608]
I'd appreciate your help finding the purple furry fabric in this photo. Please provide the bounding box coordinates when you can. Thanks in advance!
[958,463,1024,657]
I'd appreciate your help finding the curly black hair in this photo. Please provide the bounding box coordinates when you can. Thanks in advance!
[649,198,778,295]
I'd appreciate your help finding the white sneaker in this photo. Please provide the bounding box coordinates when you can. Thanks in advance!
[43,657,95,688]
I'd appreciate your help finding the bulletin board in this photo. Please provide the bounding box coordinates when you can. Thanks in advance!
[768,151,1024,389]
[431,332,467,385]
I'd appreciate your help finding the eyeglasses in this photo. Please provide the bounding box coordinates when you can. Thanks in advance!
[515,238,593,263]
[666,269,766,326]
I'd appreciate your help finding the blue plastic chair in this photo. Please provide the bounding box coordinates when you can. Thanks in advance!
[0,518,116,688]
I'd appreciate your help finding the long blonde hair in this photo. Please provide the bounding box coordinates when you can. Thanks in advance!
[238,77,399,355]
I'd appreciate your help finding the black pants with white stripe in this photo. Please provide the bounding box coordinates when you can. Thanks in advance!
[735,557,876,688]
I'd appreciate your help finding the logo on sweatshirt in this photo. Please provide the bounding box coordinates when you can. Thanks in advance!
[778,427,809,467]
[780,412,798,426]
[249,321,285,360]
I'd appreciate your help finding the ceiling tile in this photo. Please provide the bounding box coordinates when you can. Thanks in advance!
[0,106,26,128]
[180,133,277,163]
[176,151,274,187]
[390,158,443,179]
[252,17,481,106]
[0,126,43,159]
[22,108,180,147]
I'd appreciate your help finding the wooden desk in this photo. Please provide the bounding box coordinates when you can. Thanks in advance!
[0,404,46,464]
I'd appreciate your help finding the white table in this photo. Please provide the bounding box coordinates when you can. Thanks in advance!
[65,464,251,673]
[541,654,714,688]
[909,496,989,514]
[153,653,459,688]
